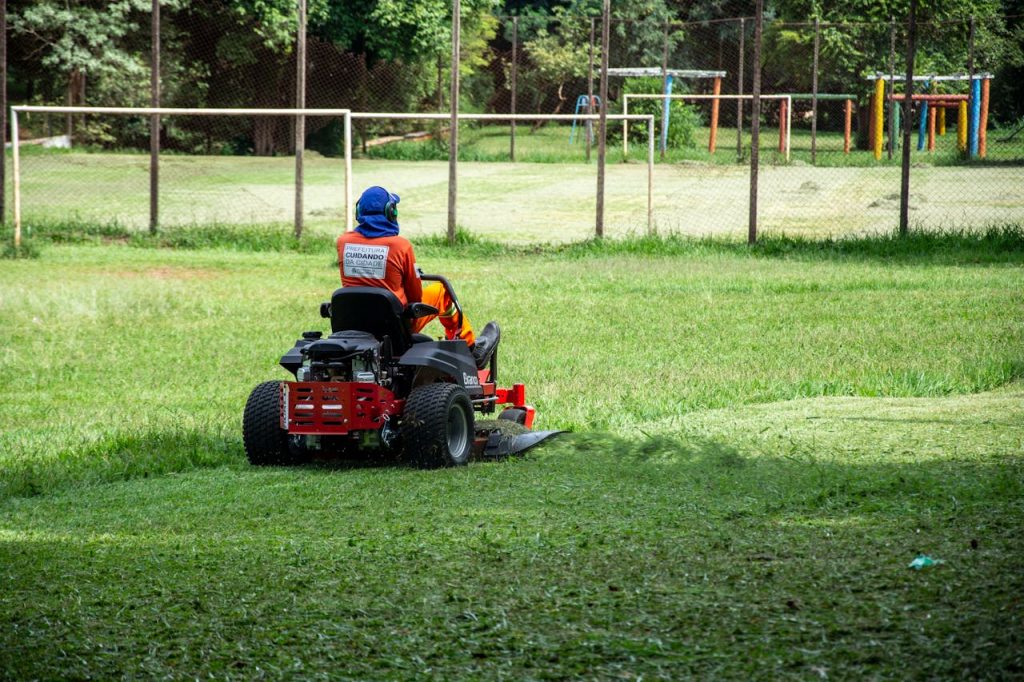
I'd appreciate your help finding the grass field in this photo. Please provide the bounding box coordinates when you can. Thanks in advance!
[1,231,1022,678]
[10,123,1024,241]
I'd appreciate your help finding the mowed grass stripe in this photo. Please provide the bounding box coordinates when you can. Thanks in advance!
[0,383,1021,679]
[1,239,1022,501]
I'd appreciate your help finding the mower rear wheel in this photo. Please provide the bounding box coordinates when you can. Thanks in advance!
[243,381,295,465]
[401,382,474,468]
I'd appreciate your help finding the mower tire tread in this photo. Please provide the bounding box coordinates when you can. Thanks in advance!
[402,382,474,468]
[243,380,291,465]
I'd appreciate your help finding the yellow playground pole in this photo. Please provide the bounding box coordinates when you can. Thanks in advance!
[873,78,884,160]
[957,101,968,152]
[939,107,946,136]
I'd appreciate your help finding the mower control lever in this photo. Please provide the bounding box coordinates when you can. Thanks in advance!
[406,302,439,319]
[419,274,464,333]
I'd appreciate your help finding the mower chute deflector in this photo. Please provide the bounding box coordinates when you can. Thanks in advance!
[242,278,561,467]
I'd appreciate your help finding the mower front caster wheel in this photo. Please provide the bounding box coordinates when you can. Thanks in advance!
[243,380,307,466]
[402,383,474,468]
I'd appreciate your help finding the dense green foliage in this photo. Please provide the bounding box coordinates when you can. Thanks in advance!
[8,0,1021,153]
[1,237,1022,677]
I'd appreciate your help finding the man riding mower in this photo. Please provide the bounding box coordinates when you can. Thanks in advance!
[241,186,560,467]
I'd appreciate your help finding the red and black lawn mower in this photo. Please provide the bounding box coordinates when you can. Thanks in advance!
[242,275,561,467]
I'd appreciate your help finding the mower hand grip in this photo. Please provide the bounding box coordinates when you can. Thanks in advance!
[418,274,463,333]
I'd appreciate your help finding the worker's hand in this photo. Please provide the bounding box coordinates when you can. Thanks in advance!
[416,266,425,278]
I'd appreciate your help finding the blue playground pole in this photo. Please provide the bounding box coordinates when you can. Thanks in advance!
[969,77,981,158]
[917,100,928,151]
[661,74,674,154]
[569,95,600,145]
[921,79,929,151]
[569,95,588,144]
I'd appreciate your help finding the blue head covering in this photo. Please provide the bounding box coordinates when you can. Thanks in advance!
[355,186,401,238]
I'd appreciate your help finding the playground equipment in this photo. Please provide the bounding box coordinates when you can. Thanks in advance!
[868,73,993,159]
[622,93,793,161]
[607,68,727,155]
[569,95,601,145]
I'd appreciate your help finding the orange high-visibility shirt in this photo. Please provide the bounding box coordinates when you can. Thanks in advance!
[336,231,422,306]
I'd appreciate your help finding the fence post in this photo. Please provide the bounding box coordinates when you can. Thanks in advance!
[587,17,595,160]
[595,0,609,239]
[887,17,896,159]
[810,18,819,164]
[11,111,19,247]
[647,117,654,234]
[0,0,6,228]
[510,16,517,163]
[748,0,763,245]
[150,0,160,233]
[448,0,460,244]
[737,18,744,161]
[899,0,918,236]
[344,112,352,232]
[294,0,306,239]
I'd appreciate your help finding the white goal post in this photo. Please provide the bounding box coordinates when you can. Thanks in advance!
[622,94,793,161]
[9,106,657,247]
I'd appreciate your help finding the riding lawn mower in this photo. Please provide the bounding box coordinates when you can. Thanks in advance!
[242,275,561,467]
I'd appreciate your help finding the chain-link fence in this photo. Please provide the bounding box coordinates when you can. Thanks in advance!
[5,3,1024,243]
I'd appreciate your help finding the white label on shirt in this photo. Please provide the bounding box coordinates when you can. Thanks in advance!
[343,244,389,279]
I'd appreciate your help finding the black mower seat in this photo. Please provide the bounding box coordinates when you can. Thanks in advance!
[329,287,416,355]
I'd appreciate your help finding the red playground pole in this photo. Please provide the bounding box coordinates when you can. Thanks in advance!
[708,76,721,154]
[843,99,852,154]
[778,98,787,153]
[927,103,936,152]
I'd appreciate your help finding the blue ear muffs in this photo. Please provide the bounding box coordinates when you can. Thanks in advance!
[355,197,398,223]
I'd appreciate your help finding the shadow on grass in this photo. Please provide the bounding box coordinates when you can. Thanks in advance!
[0,428,243,503]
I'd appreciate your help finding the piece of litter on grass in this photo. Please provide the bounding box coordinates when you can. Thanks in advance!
[908,555,945,570]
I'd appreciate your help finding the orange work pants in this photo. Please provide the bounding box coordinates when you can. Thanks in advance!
[411,282,476,346]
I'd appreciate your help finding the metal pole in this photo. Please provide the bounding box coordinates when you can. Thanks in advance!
[437,55,443,112]
[748,0,763,245]
[587,17,595,160]
[596,0,609,239]
[810,18,819,164]
[344,112,352,231]
[0,0,6,227]
[510,16,517,162]
[661,22,669,161]
[737,18,745,161]
[899,0,918,236]
[11,111,19,247]
[294,0,306,239]
[887,17,896,159]
[149,0,160,233]
[448,0,460,243]
[647,118,654,234]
